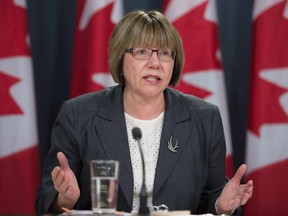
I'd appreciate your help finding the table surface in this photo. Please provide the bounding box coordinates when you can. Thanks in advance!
[51,210,219,216]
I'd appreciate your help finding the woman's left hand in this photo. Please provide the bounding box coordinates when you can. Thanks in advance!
[216,164,253,215]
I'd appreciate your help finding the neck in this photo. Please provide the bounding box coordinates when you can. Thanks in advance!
[123,90,165,120]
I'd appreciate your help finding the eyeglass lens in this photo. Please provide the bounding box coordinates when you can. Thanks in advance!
[128,48,176,60]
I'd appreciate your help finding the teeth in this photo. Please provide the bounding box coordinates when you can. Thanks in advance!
[145,77,158,81]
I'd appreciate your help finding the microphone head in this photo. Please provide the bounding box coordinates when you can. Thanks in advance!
[132,127,142,140]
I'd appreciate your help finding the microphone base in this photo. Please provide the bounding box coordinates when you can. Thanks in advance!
[138,206,150,216]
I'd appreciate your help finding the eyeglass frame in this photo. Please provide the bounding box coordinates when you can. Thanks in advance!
[125,47,177,61]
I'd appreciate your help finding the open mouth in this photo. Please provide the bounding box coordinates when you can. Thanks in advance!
[143,75,161,82]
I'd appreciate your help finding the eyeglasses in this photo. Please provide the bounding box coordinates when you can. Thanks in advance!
[125,47,176,61]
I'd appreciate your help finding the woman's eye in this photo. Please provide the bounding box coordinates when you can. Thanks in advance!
[160,50,171,56]
[136,49,147,55]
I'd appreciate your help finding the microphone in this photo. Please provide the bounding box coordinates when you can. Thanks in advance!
[132,127,150,215]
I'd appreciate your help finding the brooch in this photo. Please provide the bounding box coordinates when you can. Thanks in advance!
[167,135,179,152]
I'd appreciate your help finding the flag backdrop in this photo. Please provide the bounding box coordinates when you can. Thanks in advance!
[3,0,286,214]
[0,0,40,214]
[245,0,288,215]
[164,0,234,178]
[70,0,123,98]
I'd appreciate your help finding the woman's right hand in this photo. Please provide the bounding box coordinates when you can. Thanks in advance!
[51,152,80,211]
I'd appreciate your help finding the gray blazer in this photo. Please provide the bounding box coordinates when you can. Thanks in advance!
[36,85,227,214]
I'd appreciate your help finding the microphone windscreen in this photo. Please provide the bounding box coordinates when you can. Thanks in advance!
[132,127,142,140]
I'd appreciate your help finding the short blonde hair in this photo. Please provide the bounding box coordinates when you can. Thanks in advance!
[109,10,184,86]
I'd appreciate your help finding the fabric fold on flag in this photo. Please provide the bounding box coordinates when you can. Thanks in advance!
[245,0,288,215]
[0,0,40,214]
[70,0,123,98]
[164,0,234,178]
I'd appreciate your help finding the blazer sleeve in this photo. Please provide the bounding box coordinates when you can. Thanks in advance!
[197,105,227,214]
[35,100,82,214]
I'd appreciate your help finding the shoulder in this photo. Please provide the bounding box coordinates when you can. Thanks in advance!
[166,88,219,115]
[69,87,111,104]
[61,85,121,115]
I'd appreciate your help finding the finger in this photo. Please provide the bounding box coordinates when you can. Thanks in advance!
[54,171,71,193]
[231,164,247,184]
[237,181,253,205]
[52,168,65,187]
[247,180,253,186]
[244,180,253,194]
[57,152,70,171]
[51,166,61,181]
[239,180,253,194]
[51,166,69,188]
[240,190,253,205]
[59,174,71,194]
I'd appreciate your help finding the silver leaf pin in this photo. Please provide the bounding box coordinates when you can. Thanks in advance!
[167,135,179,152]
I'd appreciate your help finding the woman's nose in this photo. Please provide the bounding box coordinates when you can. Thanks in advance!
[147,51,160,67]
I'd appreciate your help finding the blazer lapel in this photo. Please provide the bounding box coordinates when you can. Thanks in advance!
[153,89,191,196]
[95,86,133,209]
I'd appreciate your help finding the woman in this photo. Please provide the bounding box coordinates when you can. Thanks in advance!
[36,10,253,215]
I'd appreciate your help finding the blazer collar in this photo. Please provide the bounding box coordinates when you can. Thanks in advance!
[95,85,134,208]
[153,88,191,196]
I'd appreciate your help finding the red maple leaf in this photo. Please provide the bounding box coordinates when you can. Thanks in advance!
[172,2,222,98]
[0,1,30,57]
[0,71,23,115]
[249,1,288,136]
[0,1,29,116]
[70,1,116,98]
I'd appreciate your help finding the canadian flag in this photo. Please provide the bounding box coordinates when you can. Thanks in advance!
[0,0,40,214]
[245,0,288,215]
[70,0,123,98]
[164,0,234,177]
